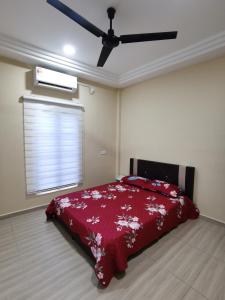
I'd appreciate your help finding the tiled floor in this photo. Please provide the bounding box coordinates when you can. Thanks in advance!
[0,208,225,300]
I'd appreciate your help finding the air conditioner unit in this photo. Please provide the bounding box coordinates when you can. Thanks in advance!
[34,67,77,93]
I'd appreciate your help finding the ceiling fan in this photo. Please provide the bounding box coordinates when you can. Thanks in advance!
[47,0,178,67]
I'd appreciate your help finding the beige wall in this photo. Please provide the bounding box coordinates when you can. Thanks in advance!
[0,58,117,216]
[119,56,225,223]
[1,55,225,223]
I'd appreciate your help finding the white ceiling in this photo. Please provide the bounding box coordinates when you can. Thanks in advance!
[0,0,225,86]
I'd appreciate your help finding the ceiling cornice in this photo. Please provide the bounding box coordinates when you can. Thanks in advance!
[119,30,225,87]
[0,34,119,87]
[0,31,225,88]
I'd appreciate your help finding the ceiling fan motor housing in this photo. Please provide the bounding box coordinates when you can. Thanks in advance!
[102,34,119,48]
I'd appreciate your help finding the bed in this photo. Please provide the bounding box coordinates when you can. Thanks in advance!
[46,158,199,287]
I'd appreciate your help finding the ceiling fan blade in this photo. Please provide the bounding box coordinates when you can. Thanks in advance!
[120,31,177,43]
[47,0,105,37]
[97,46,113,67]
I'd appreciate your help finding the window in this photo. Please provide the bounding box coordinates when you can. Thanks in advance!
[23,95,84,195]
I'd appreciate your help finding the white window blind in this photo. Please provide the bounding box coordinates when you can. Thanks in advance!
[23,97,84,194]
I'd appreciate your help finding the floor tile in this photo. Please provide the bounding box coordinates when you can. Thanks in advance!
[213,235,225,263]
[193,256,225,300]
[153,242,210,285]
[0,208,224,300]
[123,262,190,300]
[183,288,207,300]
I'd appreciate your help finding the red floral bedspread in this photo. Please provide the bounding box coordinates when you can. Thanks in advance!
[46,182,199,287]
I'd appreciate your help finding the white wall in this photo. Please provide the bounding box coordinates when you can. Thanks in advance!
[119,56,225,223]
[0,57,117,216]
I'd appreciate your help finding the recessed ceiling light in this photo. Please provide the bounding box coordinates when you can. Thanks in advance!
[63,44,76,56]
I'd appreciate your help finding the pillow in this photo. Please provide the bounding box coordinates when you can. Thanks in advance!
[144,179,181,198]
[121,176,148,188]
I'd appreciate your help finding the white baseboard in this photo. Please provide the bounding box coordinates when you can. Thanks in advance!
[200,213,225,226]
[0,204,48,220]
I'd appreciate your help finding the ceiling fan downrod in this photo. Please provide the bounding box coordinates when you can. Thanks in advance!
[107,7,116,36]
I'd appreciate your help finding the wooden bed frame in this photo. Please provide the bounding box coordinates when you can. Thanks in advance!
[130,158,195,200]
